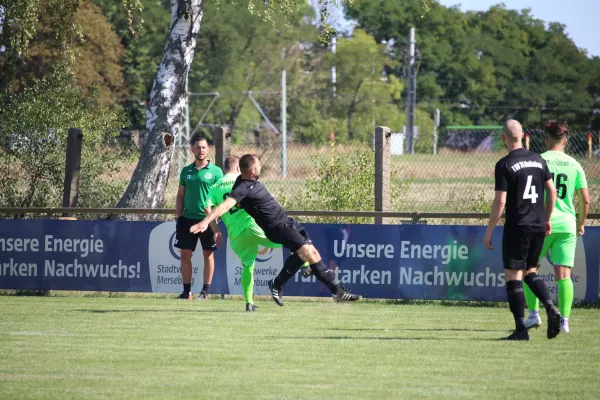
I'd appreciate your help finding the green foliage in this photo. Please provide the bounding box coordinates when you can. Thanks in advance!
[0,65,126,212]
[279,143,413,223]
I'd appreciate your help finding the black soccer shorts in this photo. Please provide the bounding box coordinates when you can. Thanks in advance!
[502,228,545,270]
[175,216,217,252]
[264,217,311,253]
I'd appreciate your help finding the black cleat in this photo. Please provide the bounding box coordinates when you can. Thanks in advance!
[500,330,529,341]
[197,291,208,300]
[246,303,256,312]
[177,292,192,300]
[301,265,312,277]
[547,307,561,339]
[334,289,362,303]
[268,280,284,306]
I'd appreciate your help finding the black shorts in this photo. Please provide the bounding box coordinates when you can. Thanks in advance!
[264,217,311,253]
[502,229,545,270]
[175,216,216,252]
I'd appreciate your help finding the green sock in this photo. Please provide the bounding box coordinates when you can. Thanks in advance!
[524,278,539,312]
[241,264,254,305]
[557,278,573,318]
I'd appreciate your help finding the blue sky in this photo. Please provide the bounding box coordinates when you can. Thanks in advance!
[437,0,599,57]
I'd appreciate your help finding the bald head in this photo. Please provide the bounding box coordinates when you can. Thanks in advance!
[502,120,523,142]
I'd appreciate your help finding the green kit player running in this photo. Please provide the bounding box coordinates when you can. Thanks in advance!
[205,156,282,312]
[524,121,590,333]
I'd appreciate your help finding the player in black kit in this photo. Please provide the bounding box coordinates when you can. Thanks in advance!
[484,120,561,341]
[190,154,362,305]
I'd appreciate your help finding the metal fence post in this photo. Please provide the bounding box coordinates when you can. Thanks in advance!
[214,126,230,170]
[61,128,83,218]
[375,126,391,225]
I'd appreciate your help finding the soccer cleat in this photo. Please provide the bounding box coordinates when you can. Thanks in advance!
[334,289,362,303]
[560,317,569,333]
[547,307,561,339]
[500,330,529,341]
[178,292,193,300]
[246,303,256,312]
[197,291,208,300]
[525,314,542,330]
[301,265,312,277]
[267,280,284,307]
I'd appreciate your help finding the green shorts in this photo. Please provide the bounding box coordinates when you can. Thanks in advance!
[539,232,577,268]
[231,229,282,267]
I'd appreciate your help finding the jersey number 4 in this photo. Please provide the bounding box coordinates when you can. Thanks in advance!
[523,175,538,203]
[223,193,240,215]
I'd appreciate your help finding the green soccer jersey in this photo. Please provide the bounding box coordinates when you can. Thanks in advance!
[541,150,588,233]
[179,161,223,219]
[207,173,265,240]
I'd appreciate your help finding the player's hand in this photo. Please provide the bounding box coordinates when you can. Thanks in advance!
[190,221,208,234]
[483,231,493,250]
[577,225,585,236]
[214,231,223,248]
[545,221,552,236]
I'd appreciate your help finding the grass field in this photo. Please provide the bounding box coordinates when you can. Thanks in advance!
[2,296,600,399]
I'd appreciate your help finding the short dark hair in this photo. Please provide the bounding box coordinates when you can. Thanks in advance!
[545,120,569,140]
[224,155,240,172]
[190,133,208,147]
[239,154,259,173]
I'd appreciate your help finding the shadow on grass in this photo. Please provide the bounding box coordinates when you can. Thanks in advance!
[327,327,506,333]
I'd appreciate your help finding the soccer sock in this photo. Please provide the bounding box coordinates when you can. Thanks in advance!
[201,283,211,293]
[273,253,304,287]
[523,279,540,313]
[506,280,527,332]
[524,273,554,311]
[557,278,574,318]
[241,264,254,305]
[183,283,191,294]
[309,260,339,295]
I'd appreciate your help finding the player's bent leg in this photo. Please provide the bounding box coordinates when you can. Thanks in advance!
[524,266,542,330]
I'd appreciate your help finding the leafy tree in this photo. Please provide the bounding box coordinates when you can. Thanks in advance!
[0,65,125,212]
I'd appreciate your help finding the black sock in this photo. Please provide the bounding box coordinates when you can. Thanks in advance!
[274,253,304,287]
[524,273,554,311]
[183,283,191,294]
[506,280,526,332]
[310,260,340,295]
[201,284,210,293]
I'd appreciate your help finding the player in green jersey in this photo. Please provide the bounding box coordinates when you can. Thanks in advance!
[205,156,283,312]
[524,121,590,333]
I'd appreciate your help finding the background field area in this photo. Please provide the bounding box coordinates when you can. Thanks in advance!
[1,296,600,400]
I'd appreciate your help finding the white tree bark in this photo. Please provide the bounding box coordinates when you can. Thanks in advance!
[114,0,203,219]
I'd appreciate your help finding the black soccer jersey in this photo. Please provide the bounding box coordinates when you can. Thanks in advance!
[228,176,288,230]
[494,148,552,232]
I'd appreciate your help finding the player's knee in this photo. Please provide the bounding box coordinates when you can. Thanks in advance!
[180,249,193,261]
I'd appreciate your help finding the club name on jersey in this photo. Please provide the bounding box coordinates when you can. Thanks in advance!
[510,160,543,173]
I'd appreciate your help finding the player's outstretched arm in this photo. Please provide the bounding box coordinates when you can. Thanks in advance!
[543,179,557,235]
[576,187,590,236]
[190,197,237,234]
[484,191,506,250]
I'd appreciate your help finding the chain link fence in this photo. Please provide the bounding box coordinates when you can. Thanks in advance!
[1,124,598,225]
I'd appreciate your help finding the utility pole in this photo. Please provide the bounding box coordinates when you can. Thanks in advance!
[330,37,337,98]
[281,70,287,178]
[407,27,417,155]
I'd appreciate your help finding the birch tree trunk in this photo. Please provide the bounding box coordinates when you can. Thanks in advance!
[113,0,203,219]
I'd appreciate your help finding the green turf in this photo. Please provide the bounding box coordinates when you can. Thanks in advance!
[1,297,599,399]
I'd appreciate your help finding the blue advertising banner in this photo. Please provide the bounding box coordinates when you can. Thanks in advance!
[1,220,598,303]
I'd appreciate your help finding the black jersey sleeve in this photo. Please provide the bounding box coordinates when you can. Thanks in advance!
[494,161,508,192]
[542,160,552,182]
[229,178,248,203]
